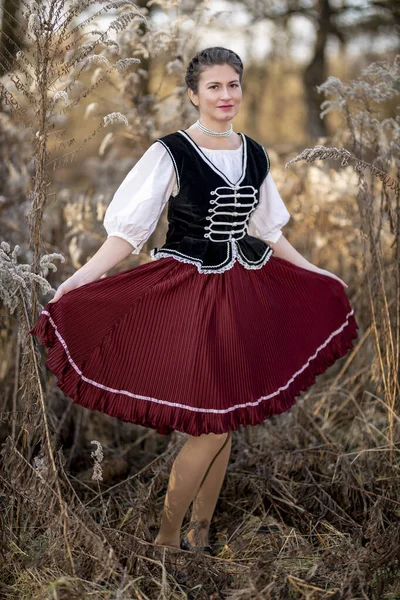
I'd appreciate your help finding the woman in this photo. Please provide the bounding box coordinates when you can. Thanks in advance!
[30,47,359,559]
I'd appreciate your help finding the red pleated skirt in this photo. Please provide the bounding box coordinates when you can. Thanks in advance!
[29,255,359,436]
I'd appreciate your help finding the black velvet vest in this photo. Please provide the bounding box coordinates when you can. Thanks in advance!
[149,129,274,274]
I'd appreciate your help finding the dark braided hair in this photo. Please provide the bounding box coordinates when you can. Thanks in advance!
[185,47,243,111]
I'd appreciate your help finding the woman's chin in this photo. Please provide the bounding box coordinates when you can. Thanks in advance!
[213,110,238,121]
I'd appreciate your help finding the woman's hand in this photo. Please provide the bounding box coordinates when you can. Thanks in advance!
[317,268,348,289]
[47,236,134,304]
[48,273,88,304]
[269,236,348,289]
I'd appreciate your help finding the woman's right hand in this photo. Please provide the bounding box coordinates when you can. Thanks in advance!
[47,236,135,304]
[48,273,87,304]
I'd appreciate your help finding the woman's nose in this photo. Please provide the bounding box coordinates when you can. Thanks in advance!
[220,88,233,99]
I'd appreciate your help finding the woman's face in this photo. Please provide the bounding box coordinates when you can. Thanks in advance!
[188,63,242,123]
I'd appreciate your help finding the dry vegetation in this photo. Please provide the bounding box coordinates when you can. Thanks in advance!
[0,1,399,598]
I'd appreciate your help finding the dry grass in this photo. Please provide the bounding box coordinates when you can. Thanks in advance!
[0,1,399,598]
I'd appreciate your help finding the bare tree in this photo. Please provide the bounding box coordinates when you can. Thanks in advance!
[236,0,400,140]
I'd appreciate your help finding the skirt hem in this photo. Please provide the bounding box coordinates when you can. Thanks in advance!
[30,309,359,437]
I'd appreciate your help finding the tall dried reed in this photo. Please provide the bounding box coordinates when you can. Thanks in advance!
[286,56,400,458]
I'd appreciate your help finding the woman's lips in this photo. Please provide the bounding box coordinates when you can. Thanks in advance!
[218,105,233,110]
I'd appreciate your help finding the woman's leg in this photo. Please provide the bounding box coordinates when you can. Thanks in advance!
[187,430,232,547]
[155,431,230,548]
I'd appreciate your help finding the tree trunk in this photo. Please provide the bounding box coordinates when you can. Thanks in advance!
[0,0,22,77]
[303,0,331,141]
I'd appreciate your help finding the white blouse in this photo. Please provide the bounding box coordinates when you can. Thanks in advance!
[104,141,291,255]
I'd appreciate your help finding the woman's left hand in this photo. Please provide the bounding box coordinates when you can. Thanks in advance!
[317,268,348,289]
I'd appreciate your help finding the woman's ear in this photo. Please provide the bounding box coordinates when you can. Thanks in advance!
[188,88,198,107]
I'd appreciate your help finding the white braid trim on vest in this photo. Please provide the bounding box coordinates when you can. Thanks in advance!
[150,240,274,274]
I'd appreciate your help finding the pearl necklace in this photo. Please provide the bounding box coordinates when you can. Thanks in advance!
[195,118,233,137]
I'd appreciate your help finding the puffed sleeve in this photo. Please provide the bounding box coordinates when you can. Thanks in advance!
[103,142,178,254]
[247,171,291,244]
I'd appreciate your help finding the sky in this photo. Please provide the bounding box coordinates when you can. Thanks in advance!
[149,0,397,63]
[89,0,397,65]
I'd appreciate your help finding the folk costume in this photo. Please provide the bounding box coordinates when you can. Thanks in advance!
[30,130,359,436]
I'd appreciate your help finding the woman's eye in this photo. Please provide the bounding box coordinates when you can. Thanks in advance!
[209,84,239,89]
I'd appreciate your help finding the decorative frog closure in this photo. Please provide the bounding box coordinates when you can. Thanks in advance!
[205,185,258,242]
